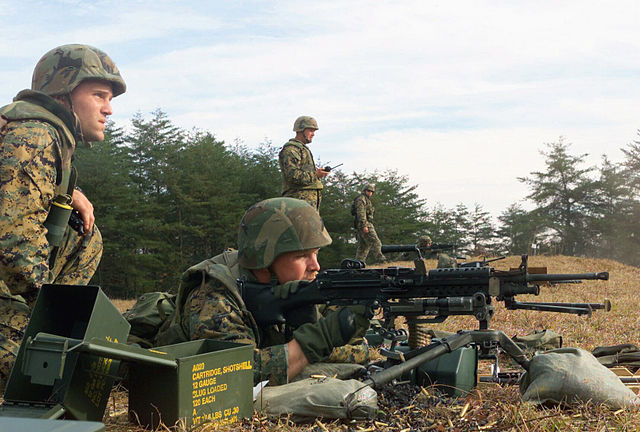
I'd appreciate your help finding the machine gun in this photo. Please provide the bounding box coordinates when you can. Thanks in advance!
[239,255,611,390]
[241,254,609,331]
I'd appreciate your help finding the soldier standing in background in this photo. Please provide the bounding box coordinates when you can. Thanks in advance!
[353,184,387,264]
[278,116,328,210]
[0,44,126,389]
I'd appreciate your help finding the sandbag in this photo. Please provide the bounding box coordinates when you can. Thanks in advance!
[519,347,639,409]
[255,377,378,423]
[292,362,366,382]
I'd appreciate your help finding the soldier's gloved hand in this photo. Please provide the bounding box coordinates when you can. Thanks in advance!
[272,280,302,299]
[347,304,373,339]
[292,306,372,363]
[284,304,319,330]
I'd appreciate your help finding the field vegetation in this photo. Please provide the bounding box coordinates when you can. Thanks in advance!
[105,255,640,431]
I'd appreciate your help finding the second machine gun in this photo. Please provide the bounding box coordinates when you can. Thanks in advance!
[240,254,611,390]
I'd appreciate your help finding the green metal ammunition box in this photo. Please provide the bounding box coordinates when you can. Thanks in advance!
[128,339,254,428]
[414,346,478,397]
[0,284,130,421]
[364,328,385,347]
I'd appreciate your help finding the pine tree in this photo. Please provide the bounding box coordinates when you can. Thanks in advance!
[468,203,494,255]
[518,138,595,255]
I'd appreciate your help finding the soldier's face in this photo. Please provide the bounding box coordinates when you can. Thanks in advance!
[302,128,315,143]
[70,79,114,142]
[365,190,373,198]
[271,248,321,282]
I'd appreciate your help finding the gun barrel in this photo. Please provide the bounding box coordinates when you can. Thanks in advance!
[381,244,419,253]
[527,272,609,282]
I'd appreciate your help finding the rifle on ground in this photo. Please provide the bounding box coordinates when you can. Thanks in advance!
[382,243,456,259]
[238,255,610,389]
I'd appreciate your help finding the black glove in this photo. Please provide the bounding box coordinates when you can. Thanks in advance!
[284,304,318,330]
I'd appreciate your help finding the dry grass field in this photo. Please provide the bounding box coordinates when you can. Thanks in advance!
[102,255,639,430]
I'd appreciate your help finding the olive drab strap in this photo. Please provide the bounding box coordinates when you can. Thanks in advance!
[45,165,77,268]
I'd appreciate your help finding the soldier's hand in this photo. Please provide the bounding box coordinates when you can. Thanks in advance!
[71,189,95,234]
[273,280,302,299]
[316,168,329,178]
[363,226,369,234]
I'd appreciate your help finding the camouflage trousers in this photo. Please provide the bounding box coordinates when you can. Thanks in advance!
[283,189,322,211]
[0,225,102,391]
[317,305,370,365]
[355,226,386,264]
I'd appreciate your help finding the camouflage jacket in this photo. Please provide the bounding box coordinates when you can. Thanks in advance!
[278,139,323,195]
[353,193,374,230]
[173,250,290,386]
[0,90,78,298]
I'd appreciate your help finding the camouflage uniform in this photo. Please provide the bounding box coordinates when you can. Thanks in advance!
[353,187,386,264]
[279,139,323,209]
[0,45,125,389]
[176,250,291,386]
[158,198,370,385]
[279,117,323,210]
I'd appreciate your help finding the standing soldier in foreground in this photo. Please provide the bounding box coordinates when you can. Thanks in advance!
[353,183,387,264]
[0,44,126,389]
[278,116,328,210]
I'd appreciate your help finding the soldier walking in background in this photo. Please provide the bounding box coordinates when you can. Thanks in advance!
[0,44,126,389]
[353,183,387,264]
[278,116,328,210]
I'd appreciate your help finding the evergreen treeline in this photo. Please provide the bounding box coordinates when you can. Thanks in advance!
[74,111,640,297]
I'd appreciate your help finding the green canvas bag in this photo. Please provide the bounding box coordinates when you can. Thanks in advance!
[123,292,176,348]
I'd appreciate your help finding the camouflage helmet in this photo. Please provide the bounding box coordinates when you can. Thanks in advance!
[238,197,332,269]
[363,183,376,193]
[32,44,126,97]
[293,116,319,132]
[418,235,432,247]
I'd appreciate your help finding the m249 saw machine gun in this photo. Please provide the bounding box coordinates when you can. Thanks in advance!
[239,255,610,394]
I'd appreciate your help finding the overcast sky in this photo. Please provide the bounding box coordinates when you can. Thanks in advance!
[2,0,639,217]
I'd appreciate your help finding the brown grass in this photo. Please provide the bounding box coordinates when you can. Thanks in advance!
[105,255,640,431]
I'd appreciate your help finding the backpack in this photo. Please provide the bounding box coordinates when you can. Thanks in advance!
[123,292,176,348]
[350,200,357,216]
